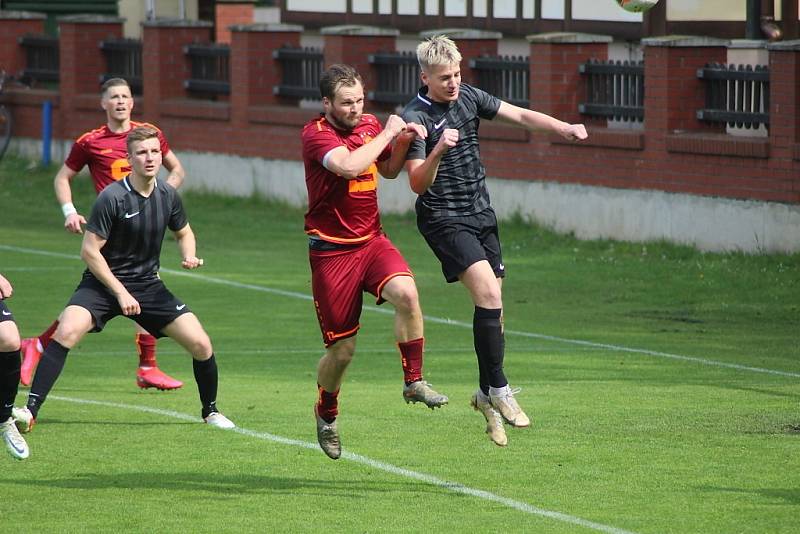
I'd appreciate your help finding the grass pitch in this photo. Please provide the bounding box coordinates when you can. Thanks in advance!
[0,156,798,533]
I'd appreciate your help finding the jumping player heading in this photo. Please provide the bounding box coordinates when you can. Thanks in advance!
[402,35,587,446]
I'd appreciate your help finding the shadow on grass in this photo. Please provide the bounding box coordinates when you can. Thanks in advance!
[0,471,445,497]
[695,485,800,505]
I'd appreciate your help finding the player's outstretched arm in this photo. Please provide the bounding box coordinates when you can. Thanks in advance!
[495,101,588,142]
[163,151,186,189]
[54,164,86,234]
[81,231,140,315]
[173,224,202,269]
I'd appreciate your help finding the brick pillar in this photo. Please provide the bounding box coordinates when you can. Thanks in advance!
[58,15,124,111]
[527,32,612,122]
[420,29,501,85]
[767,40,800,158]
[229,23,302,125]
[643,36,728,147]
[215,0,255,44]
[141,19,212,123]
[321,25,399,96]
[0,11,46,77]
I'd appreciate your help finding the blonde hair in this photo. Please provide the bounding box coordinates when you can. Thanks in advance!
[416,35,462,72]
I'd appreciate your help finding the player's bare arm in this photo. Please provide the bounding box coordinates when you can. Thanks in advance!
[377,122,427,179]
[325,114,407,179]
[173,224,203,270]
[495,101,588,142]
[162,150,186,189]
[0,273,13,299]
[404,127,459,194]
[54,164,86,234]
[80,230,140,315]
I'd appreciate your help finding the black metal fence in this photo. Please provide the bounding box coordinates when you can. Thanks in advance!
[368,51,419,105]
[697,63,770,129]
[470,55,529,107]
[184,43,230,95]
[18,34,59,83]
[272,47,324,99]
[100,38,142,94]
[579,59,644,121]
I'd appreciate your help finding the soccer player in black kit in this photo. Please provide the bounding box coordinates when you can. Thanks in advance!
[402,35,588,447]
[12,127,235,434]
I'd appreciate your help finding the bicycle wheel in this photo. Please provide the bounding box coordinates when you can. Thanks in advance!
[0,105,12,163]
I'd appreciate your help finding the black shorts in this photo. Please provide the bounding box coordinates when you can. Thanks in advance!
[416,206,505,283]
[0,301,14,323]
[68,274,191,337]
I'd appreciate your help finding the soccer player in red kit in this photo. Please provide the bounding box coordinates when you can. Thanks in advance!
[303,64,448,460]
[19,78,186,391]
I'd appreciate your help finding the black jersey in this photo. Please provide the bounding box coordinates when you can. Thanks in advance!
[402,83,501,217]
[85,176,188,282]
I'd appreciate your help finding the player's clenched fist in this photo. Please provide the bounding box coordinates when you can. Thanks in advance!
[434,128,459,155]
[384,114,407,137]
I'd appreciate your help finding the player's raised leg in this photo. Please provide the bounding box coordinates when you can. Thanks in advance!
[380,275,448,408]
[134,323,183,391]
[460,261,530,434]
[161,313,233,429]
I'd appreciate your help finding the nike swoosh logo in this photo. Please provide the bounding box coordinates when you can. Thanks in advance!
[434,119,447,129]
[1,310,11,316]
[176,304,186,311]
[124,211,140,219]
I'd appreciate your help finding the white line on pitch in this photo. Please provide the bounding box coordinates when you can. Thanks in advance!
[3,243,798,379]
[50,394,638,534]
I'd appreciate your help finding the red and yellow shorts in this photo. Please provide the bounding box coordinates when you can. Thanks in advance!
[309,234,412,347]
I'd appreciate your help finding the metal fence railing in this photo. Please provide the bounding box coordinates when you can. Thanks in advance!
[368,51,419,105]
[184,43,230,95]
[579,59,644,122]
[696,63,770,129]
[18,34,59,83]
[100,38,142,94]
[272,47,324,99]
[470,55,529,107]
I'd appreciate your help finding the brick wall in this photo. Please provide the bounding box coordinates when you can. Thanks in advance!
[1,18,798,206]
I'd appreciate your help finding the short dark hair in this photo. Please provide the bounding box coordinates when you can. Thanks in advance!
[101,77,130,96]
[126,126,159,154]
[318,64,362,101]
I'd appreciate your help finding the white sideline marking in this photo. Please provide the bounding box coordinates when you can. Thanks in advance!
[3,243,798,379]
[50,394,637,534]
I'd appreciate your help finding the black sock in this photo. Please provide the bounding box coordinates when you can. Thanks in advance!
[28,340,70,418]
[193,355,219,418]
[473,306,508,390]
[0,350,21,420]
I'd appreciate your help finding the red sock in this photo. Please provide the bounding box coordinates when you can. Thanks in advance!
[39,320,59,349]
[398,337,424,384]
[316,384,339,423]
[136,333,158,367]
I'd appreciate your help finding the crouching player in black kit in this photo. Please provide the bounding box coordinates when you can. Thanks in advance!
[12,127,235,434]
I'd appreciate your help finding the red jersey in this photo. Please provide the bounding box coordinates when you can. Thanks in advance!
[302,114,391,244]
[64,121,171,194]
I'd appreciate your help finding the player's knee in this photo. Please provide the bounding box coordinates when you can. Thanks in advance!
[188,334,213,359]
[328,340,355,365]
[389,281,420,314]
[0,333,20,352]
